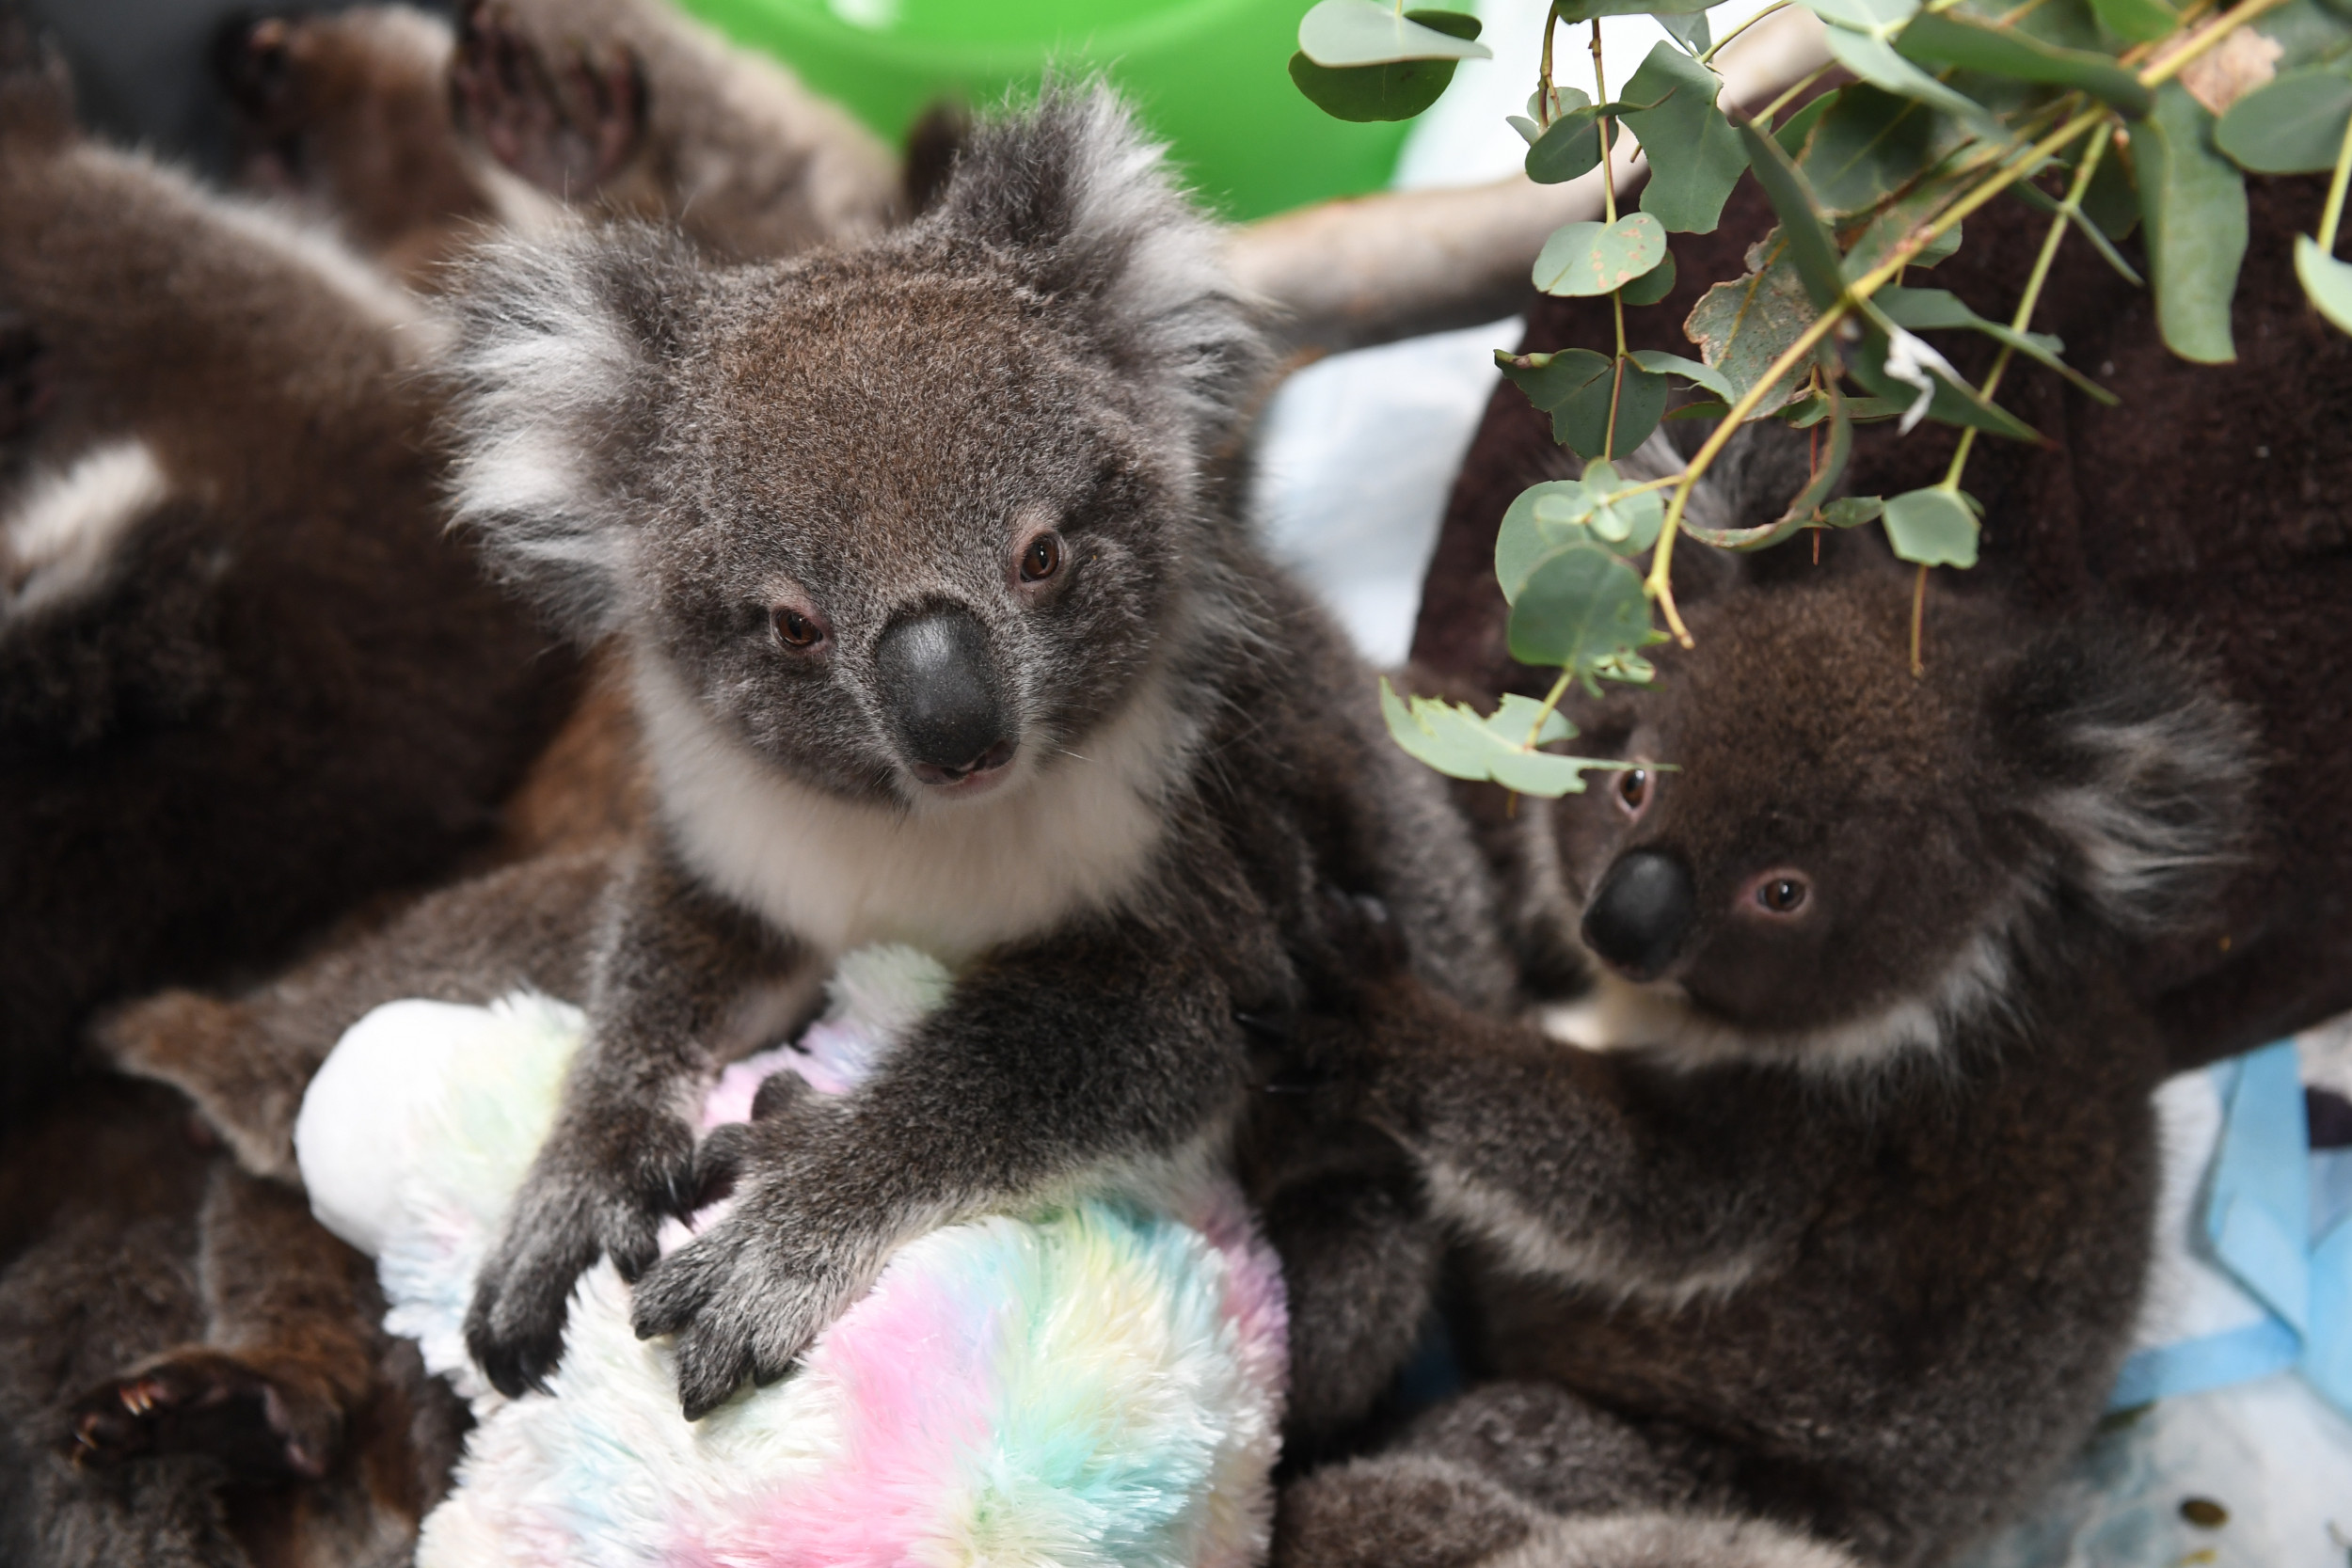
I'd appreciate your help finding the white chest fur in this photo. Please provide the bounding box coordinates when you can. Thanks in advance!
[634,654,1192,964]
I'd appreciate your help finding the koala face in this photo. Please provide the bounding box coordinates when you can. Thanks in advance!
[451,87,1264,814]
[630,264,1184,806]
[1546,575,2249,1069]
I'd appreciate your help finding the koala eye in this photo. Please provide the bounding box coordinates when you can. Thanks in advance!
[1756,876,1809,915]
[771,606,827,652]
[1019,532,1064,583]
[1617,768,1650,815]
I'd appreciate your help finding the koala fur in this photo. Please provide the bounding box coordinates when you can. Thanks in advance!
[215,0,902,286]
[437,86,1515,1418]
[1271,570,2255,1568]
[0,25,579,1123]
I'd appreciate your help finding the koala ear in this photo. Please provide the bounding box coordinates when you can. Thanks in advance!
[933,82,1268,437]
[444,222,699,641]
[2001,618,2257,937]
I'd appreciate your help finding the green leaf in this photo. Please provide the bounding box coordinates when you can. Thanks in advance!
[1555,359,1671,459]
[1629,347,1734,401]
[1821,495,1885,527]
[2081,143,2140,239]
[1731,118,1847,309]
[1896,11,2153,117]
[1526,104,1616,183]
[1497,346,1613,413]
[2090,0,2180,45]
[1665,399,1731,420]
[1507,544,1662,671]
[1621,250,1677,306]
[1297,0,1490,66]
[2217,66,2352,173]
[1795,85,1973,219]
[1534,214,1670,296]
[1621,43,1750,233]
[2295,235,2352,334]
[1773,87,1839,154]
[1684,232,1826,417]
[1837,172,1970,276]
[1874,284,2120,402]
[1291,54,1463,120]
[1496,480,1591,599]
[1661,8,1711,54]
[1795,0,1920,32]
[1820,25,1999,133]
[1883,486,1980,566]
[1379,680,1633,797]
[1554,0,1712,18]
[1847,319,2042,439]
[2135,81,2249,364]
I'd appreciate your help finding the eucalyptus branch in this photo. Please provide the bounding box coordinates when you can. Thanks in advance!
[2140,0,2296,87]
[1700,1,1792,64]
[2321,105,2352,256]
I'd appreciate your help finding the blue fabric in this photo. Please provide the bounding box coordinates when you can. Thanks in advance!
[2111,1041,2352,1416]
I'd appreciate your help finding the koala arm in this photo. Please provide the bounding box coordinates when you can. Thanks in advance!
[1341,982,1822,1305]
[465,845,810,1398]
[629,917,1250,1419]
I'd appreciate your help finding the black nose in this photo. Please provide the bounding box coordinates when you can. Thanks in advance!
[874,606,1013,781]
[1581,848,1696,981]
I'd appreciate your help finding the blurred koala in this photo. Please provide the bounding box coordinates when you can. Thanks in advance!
[0,22,579,1123]
[1269,569,2255,1568]
[213,0,906,284]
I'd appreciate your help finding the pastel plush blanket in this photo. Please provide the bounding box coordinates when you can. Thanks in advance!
[294,946,1287,1568]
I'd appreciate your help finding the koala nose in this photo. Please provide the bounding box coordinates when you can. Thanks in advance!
[874,606,1014,782]
[1581,848,1696,982]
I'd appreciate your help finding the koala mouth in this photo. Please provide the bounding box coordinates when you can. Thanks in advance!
[910,739,1017,796]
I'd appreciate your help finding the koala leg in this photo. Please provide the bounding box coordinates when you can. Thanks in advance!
[65,1166,375,1481]
[450,0,644,198]
[1396,1380,1736,1519]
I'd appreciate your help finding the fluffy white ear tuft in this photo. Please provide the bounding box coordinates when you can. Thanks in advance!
[445,224,694,640]
[936,83,1268,441]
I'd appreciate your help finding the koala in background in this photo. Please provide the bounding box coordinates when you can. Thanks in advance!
[213,0,908,286]
[0,24,578,1122]
[1270,570,2254,1568]
[445,86,1517,1418]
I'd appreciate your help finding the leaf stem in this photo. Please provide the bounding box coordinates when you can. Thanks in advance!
[1524,667,1578,748]
[2139,0,2296,87]
[1699,0,1790,64]
[2320,102,2352,256]
[1942,119,2115,490]
[1537,0,1565,122]
[1909,562,1930,676]
[1594,20,1617,226]
[1755,63,1833,128]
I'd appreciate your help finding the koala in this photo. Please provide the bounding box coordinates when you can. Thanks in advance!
[0,23,580,1123]
[1268,569,2256,1568]
[439,85,1516,1418]
[213,0,904,286]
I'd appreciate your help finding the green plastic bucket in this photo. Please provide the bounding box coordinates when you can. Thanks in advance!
[674,0,1416,219]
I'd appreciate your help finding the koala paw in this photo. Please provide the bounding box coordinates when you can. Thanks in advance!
[452,0,644,196]
[66,1351,338,1481]
[629,1162,881,1420]
[465,1111,696,1398]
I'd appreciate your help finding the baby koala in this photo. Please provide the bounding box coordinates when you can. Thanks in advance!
[448,86,1515,1418]
[1271,570,2255,1568]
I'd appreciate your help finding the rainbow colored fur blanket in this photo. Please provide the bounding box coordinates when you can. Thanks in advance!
[294,946,1288,1568]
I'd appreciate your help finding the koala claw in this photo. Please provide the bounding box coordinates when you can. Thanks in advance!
[631,1206,861,1420]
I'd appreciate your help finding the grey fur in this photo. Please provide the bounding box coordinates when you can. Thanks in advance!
[443,85,1515,1416]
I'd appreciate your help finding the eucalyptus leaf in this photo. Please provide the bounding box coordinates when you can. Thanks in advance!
[1821,496,1886,526]
[2090,0,2180,45]
[1660,8,1711,54]
[1496,480,1594,599]
[1527,105,1616,183]
[1794,0,1920,33]
[1896,10,2152,116]
[1297,0,1490,66]
[1840,175,1971,276]
[2295,235,2352,334]
[1291,53,1463,120]
[2081,143,2140,239]
[2216,66,2352,173]
[1629,348,1735,401]
[1555,359,1671,459]
[1874,285,2120,402]
[1848,322,2043,439]
[1621,251,1678,306]
[1553,0,1713,18]
[1821,25,2000,133]
[1534,214,1670,296]
[1684,233,1825,416]
[1378,680,1630,797]
[1796,86,1972,218]
[1621,43,1749,233]
[1732,118,1847,309]
[1882,486,1980,566]
[1498,346,1614,413]
[1507,544,1663,672]
[2136,81,2248,364]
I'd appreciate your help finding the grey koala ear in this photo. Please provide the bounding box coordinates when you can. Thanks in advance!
[445,222,699,641]
[934,82,1268,436]
[2002,619,2258,936]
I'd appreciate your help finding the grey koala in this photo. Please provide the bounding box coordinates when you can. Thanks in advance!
[443,85,1517,1418]
[1268,567,2257,1568]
